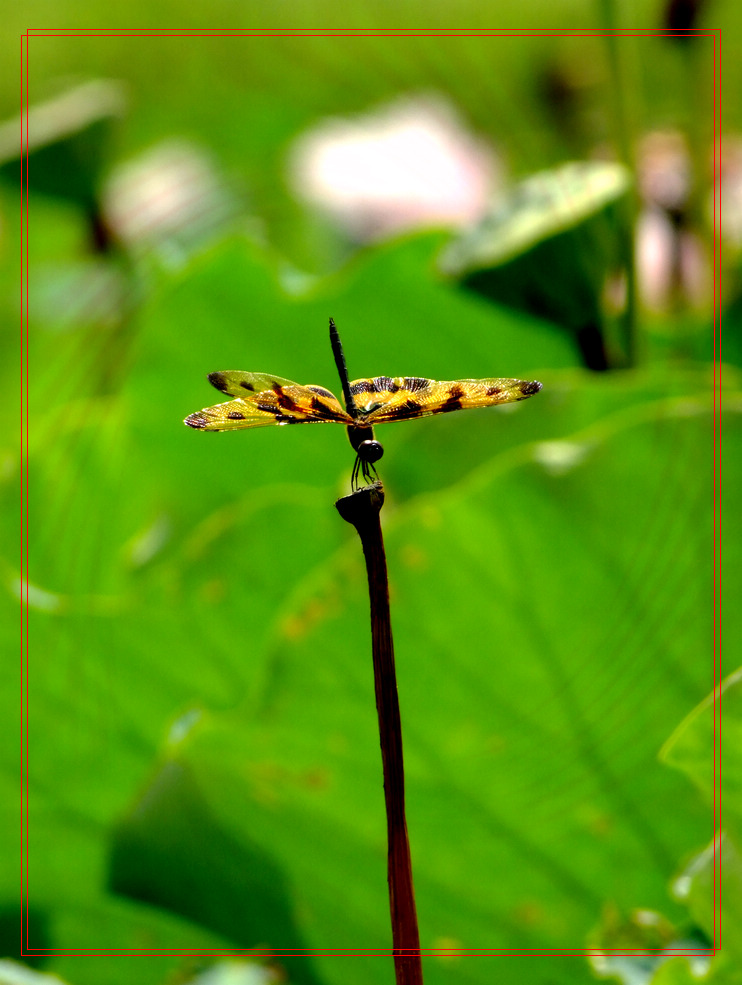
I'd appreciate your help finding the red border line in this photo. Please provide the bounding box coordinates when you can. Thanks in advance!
[20,947,716,958]
[20,24,722,961]
[23,31,718,39]
[25,27,715,34]
[712,23,721,947]
[22,26,30,960]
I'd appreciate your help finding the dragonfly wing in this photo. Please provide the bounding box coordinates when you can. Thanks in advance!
[356,377,542,424]
[185,380,353,431]
[206,371,302,398]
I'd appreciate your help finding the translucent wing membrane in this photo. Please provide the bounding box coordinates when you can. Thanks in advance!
[206,371,301,398]
[349,377,543,425]
[184,373,353,431]
[185,372,542,433]
[185,326,543,492]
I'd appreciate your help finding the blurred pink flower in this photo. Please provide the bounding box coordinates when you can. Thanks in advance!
[635,130,708,310]
[288,95,501,241]
[717,136,742,248]
[636,208,707,310]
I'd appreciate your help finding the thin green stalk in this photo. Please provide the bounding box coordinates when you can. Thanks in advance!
[597,2,640,366]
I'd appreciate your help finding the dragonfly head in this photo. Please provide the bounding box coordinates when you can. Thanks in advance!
[357,439,384,465]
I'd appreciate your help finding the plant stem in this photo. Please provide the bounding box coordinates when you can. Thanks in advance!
[335,482,423,985]
[597,1,640,366]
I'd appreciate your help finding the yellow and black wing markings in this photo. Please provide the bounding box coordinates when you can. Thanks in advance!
[185,318,543,488]
[185,372,542,431]
[349,376,543,425]
[184,371,353,431]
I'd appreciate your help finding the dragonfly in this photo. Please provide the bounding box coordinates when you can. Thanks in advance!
[184,318,543,489]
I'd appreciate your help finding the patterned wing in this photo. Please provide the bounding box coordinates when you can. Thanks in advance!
[350,376,542,425]
[205,371,300,398]
[185,373,353,431]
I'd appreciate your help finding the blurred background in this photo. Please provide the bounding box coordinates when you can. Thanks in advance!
[2,4,741,985]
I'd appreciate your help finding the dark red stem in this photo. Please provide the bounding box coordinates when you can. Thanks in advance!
[335,483,423,985]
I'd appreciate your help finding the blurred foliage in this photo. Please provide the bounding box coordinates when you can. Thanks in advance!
[653,670,742,983]
[2,8,737,985]
[439,161,633,368]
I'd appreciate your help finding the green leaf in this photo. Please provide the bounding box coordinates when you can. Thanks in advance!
[670,831,742,971]
[0,80,125,208]
[438,161,631,356]
[114,380,732,984]
[660,668,742,839]
[12,226,735,985]
[440,161,630,276]
[109,760,324,985]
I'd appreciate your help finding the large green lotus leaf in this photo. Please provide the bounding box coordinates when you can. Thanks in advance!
[4,587,233,973]
[13,229,576,980]
[111,385,734,984]
[13,223,731,984]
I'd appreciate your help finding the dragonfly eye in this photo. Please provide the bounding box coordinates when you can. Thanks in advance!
[358,439,384,464]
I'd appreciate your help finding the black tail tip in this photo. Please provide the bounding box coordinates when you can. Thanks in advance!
[522,380,543,396]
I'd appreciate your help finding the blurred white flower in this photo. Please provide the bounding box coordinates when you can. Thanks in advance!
[102,140,235,258]
[288,95,501,241]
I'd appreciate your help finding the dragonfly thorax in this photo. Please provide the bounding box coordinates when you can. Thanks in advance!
[347,424,384,489]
